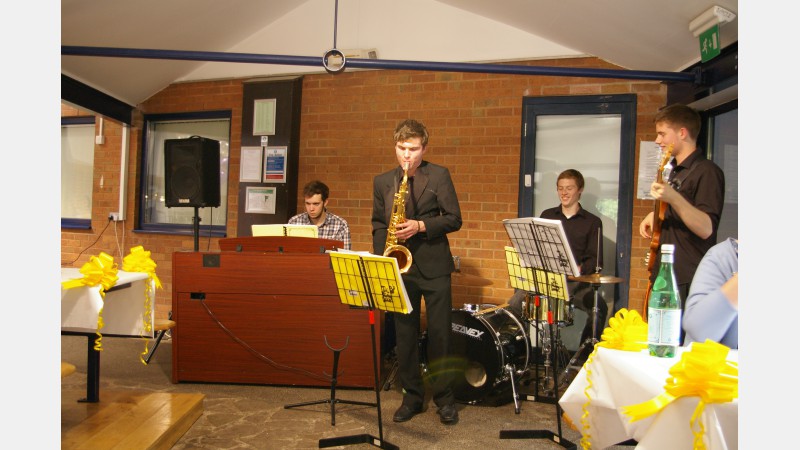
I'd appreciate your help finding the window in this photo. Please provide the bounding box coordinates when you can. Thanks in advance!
[139,111,231,236]
[706,105,738,243]
[62,117,95,229]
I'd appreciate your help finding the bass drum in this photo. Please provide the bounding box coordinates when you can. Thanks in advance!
[450,304,529,405]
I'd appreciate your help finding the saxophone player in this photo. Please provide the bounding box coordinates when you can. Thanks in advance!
[372,119,463,425]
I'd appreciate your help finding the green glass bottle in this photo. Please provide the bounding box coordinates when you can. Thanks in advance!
[647,244,681,358]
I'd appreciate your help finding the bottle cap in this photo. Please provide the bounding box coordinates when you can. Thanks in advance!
[660,244,675,253]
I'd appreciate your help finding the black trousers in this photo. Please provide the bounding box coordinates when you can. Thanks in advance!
[393,265,454,408]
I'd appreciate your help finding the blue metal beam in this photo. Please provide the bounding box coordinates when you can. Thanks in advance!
[62,46,697,84]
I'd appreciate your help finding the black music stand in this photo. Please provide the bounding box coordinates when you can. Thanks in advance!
[500,217,579,449]
[318,251,412,450]
[284,334,377,426]
[504,246,570,407]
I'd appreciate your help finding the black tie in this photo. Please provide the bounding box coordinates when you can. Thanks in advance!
[406,177,416,218]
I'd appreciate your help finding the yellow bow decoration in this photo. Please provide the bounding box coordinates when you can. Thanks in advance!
[621,340,738,450]
[61,252,119,294]
[62,252,119,351]
[577,308,649,449]
[597,308,649,351]
[122,245,162,289]
[123,245,162,364]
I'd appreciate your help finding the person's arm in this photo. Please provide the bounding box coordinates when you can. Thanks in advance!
[339,220,352,250]
[651,182,713,239]
[584,218,602,274]
[421,167,462,238]
[639,211,654,238]
[682,243,738,344]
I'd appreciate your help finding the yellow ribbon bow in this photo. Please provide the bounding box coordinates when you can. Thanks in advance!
[577,308,649,449]
[61,252,119,295]
[123,245,162,364]
[122,245,163,289]
[62,252,119,351]
[622,339,738,449]
[597,308,649,351]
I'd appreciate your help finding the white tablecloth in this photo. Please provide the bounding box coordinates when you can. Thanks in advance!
[559,346,738,450]
[61,268,155,337]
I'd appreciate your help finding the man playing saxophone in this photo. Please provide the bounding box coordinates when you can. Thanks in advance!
[372,119,463,425]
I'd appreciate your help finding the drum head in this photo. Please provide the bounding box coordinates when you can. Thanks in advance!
[450,306,529,404]
[451,309,501,403]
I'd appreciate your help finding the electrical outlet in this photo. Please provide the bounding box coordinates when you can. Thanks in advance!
[109,212,121,221]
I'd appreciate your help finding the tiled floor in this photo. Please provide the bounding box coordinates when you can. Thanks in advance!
[62,334,611,449]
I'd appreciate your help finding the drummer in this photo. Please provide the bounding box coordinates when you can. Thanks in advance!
[534,169,606,344]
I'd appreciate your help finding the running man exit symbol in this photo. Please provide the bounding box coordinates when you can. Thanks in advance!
[699,24,721,62]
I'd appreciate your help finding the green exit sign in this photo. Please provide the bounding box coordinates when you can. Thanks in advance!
[699,24,721,62]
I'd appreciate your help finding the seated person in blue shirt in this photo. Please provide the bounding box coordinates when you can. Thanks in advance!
[682,237,738,349]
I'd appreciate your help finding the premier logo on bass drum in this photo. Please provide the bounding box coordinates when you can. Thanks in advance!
[452,322,484,339]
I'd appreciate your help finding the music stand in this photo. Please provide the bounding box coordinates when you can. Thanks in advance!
[500,217,578,449]
[504,246,569,405]
[318,251,412,450]
[283,333,378,425]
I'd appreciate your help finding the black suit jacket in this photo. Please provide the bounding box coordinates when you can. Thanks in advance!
[372,161,462,279]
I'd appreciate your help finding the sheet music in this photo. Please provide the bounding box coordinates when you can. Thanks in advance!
[503,217,580,277]
[251,224,318,237]
[328,251,412,314]
[504,246,569,300]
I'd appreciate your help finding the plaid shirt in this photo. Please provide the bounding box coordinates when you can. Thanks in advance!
[288,211,351,250]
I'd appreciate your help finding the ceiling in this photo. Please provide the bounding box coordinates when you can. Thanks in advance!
[61,0,738,107]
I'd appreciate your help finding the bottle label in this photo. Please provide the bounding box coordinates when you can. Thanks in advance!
[647,308,681,345]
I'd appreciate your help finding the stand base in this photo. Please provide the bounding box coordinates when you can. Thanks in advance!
[284,399,377,426]
[319,433,399,450]
[499,430,576,449]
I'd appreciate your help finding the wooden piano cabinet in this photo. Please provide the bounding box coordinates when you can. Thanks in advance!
[172,249,383,388]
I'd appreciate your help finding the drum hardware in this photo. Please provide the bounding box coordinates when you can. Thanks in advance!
[381,331,429,391]
[518,292,571,402]
[561,272,625,388]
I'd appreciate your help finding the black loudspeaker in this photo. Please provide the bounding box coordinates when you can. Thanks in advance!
[164,137,221,208]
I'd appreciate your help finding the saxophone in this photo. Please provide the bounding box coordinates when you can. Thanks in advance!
[383,163,413,273]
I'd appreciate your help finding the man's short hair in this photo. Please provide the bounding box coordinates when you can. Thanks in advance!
[654,104,701,141]
[393,119,429,147]
[558,169,585,190]
[303,180,330,201]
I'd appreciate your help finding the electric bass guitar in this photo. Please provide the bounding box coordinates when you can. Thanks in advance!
[642,144,673,318]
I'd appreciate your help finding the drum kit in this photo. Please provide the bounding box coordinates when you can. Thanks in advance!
[448,272,624,411]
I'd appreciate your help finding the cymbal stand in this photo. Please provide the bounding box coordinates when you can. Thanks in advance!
[562,282,601,385]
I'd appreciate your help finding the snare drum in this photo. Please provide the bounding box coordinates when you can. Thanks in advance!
[450,304,529,404]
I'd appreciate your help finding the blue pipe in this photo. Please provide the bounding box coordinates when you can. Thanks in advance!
[61,46,697,84]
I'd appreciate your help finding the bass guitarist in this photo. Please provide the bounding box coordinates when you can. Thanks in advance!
[638,104,725,342]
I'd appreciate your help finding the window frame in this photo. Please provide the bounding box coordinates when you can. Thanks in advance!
[136,110,231,237]
[61,116,96,230]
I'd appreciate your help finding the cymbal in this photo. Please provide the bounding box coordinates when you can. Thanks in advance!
[568,273,625,284]
[452,271,494,287]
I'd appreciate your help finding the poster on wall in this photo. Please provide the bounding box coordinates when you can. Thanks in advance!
[240,146,263,182]
[636,141,666,200]
[253,99,276,136]
[245,186,276,214]
[263,146,288,183]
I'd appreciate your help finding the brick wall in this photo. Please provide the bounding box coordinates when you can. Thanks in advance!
[61,56,667,320]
